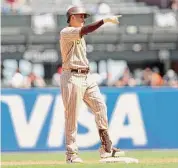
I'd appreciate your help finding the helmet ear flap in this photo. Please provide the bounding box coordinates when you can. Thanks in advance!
[67,16,70,23]
[67,15,74,23]
[67,12,70,23]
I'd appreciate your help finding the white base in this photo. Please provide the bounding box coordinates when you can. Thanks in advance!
[99,157,139,163]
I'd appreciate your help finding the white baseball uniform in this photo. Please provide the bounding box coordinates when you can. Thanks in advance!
[60,26,108,157]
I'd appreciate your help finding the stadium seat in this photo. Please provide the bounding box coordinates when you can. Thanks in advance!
[139,26,154,34]
[151,33,178,42]
[149,43,176,50]
[120,34,148,43]
[2,35,26,44]
[118,13,154,26]
[118,43,147,51]
[1,15,31,28]
[87,34,119,44]
[28,33,57,44]
[1,28,21,35]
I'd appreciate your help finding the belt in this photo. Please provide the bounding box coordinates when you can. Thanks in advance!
[71,68,89,74]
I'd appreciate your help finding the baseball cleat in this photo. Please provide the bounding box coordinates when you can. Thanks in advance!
[99,147,125,158]
[66,155,83,164]
[111,147,125,157]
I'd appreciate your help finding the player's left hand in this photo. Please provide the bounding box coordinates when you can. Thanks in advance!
[103,15,122,24]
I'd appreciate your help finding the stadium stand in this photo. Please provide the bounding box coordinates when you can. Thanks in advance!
[1,0,178,87]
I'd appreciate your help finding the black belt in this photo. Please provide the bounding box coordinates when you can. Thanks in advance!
[71,69,89,74]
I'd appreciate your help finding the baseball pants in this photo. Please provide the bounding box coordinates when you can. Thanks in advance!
[60,71,108,157]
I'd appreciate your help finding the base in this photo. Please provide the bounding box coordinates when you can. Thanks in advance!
[99,157,139,163]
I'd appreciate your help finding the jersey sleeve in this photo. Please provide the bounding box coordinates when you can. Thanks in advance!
[60,27,81,41]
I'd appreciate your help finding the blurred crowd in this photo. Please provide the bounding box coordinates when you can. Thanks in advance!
[1,0,178,89]
[92,66,178,88]
[8,66,178,88]
[1,0,31,14]
[1,0,178,14]
[111,67,178,88]
[9,69,46,88]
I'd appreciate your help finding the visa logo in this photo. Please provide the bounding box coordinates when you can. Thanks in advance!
[1,93,147,149]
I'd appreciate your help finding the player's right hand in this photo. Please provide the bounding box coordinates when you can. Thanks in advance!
[103,15,122,24]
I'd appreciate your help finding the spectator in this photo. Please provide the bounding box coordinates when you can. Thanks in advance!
[114,68,136,87]
[6,0,16,10]
[2,0,31,13]
[52,67,62,87]
[163,69,178,86]
[10,69,24,88]
[150,72,163,87]
[169,0,178,10]
[142,67,152,86]
[169,79,178,87]
[2,0,16,13]
[24,72,46,88]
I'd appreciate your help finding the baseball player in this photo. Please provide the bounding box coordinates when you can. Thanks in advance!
[60,6,123,163]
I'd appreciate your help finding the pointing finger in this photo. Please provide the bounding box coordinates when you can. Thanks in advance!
[117,15,122,18]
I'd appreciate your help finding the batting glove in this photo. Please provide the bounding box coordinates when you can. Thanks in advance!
[103,15,122,24]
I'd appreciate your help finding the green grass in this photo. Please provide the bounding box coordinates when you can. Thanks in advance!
[2,164,178,168]
[2,150,178,168]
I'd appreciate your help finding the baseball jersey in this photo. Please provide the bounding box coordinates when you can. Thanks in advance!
[60,27,89,70]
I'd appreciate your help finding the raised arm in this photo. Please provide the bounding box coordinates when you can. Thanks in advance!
[80,15,122,36]
[81,20,104,35]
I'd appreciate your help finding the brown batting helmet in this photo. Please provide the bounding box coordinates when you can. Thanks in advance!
[66,6,90,23]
